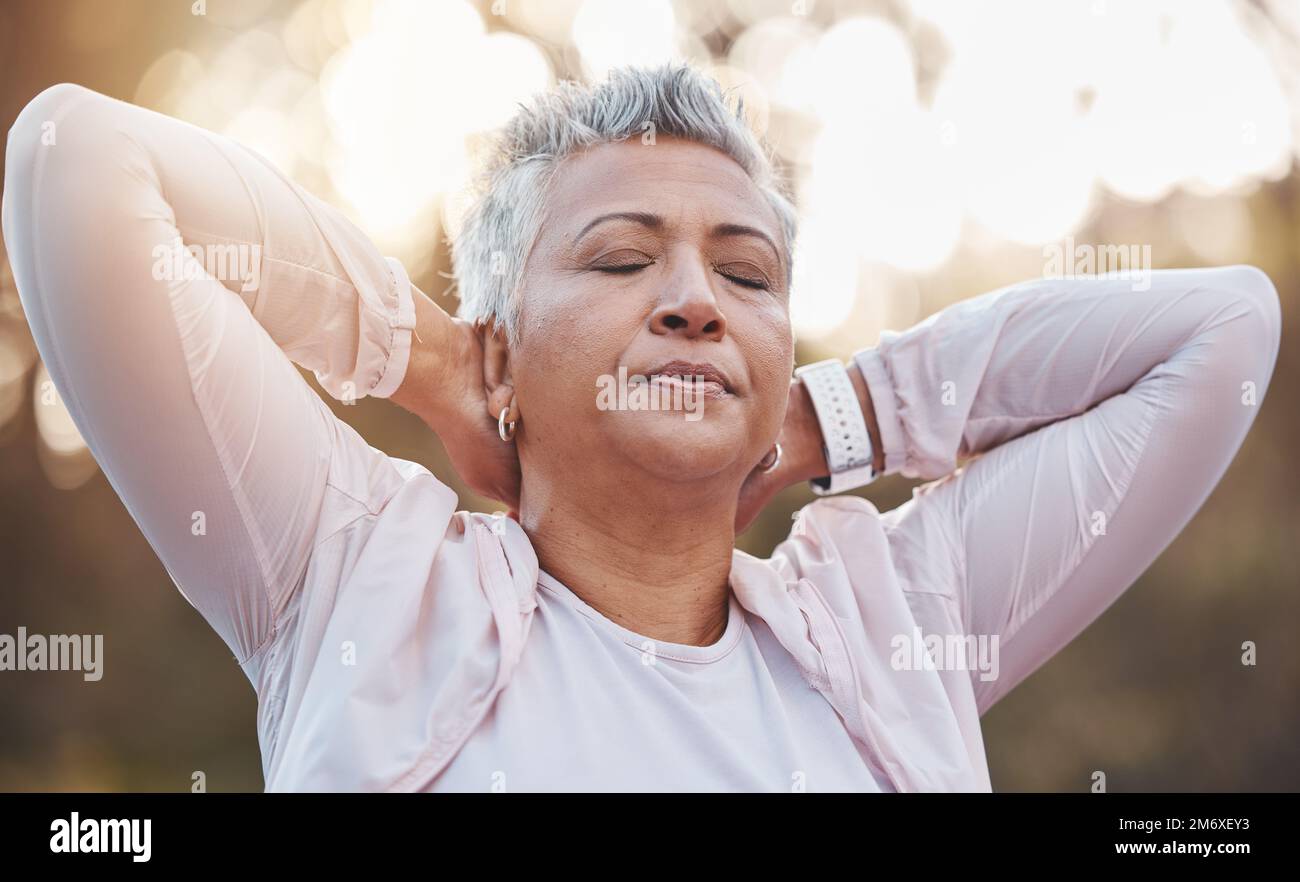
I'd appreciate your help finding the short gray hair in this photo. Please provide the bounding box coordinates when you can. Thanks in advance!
[451,62,798,345]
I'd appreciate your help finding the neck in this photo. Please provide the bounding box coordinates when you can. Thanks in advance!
[518,466,737,647]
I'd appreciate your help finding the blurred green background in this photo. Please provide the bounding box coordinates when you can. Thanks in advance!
[0,0,1296,791]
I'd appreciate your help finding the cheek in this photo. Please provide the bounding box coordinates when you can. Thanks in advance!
[741,306,794,385]
[519,273,645,362]
[514,288,636,413]
[736,307,794,431]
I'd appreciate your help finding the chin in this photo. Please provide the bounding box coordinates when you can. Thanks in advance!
[608,407,752,482]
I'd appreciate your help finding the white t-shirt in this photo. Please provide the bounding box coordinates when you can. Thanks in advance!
[437,569,895,792]
[2,83,1280,791]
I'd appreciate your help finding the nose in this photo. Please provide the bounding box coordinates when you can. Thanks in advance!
[649,254,727,341]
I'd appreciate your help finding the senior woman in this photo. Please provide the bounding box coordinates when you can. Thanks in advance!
[2,65,1280,792]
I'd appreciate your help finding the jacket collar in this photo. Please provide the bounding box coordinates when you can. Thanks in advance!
[728,548,989,792]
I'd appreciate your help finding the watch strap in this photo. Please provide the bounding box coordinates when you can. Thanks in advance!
[793,358,876,495]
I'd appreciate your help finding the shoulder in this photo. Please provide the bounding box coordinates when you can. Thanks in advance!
[311,412,460,544]
[297,415,539,603]
[769,495,889,587]
[310,437,538,615]
[779,494,884,561]
[772,488,962,604]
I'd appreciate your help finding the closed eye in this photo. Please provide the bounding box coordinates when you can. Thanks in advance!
[594,262,653,274]
[591,249,655,274]
[715,263,771,290]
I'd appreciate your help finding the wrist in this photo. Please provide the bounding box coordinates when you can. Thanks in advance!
[791,358,885,494]
[785,378,832,484]
[846,362,886,477]
[391,286,460,429]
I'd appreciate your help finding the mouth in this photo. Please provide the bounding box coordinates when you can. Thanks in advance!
[640,360,735,398]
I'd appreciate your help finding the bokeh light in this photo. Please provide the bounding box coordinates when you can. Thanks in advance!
[1,0,1295,447]
[32,362,97,491]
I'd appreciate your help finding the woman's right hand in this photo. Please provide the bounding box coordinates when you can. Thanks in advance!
[391,289,523,512]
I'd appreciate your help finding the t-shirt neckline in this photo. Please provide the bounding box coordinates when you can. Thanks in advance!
[535,568,746,664]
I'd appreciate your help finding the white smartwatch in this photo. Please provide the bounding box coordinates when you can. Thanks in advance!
[793,358,877,496]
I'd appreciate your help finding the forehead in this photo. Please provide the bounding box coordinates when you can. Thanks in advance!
[539,135,782,243]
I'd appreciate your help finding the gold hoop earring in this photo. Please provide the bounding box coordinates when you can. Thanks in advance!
[759,442,782,473]
[498,407,517,442]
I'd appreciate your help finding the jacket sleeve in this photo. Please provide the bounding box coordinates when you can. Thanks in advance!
[857,265,1281,714]
[2,84,419,666]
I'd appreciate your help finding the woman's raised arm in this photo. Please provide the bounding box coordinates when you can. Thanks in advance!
[855,265,1281,714]
[2,84,418,671]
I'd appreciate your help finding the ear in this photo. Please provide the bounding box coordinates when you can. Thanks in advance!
[480,320,518,424]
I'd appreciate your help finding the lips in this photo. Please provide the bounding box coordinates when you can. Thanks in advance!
[641,359,735,395]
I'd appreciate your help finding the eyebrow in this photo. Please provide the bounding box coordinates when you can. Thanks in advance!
[575,212,783,267]
[713,222,783,266]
